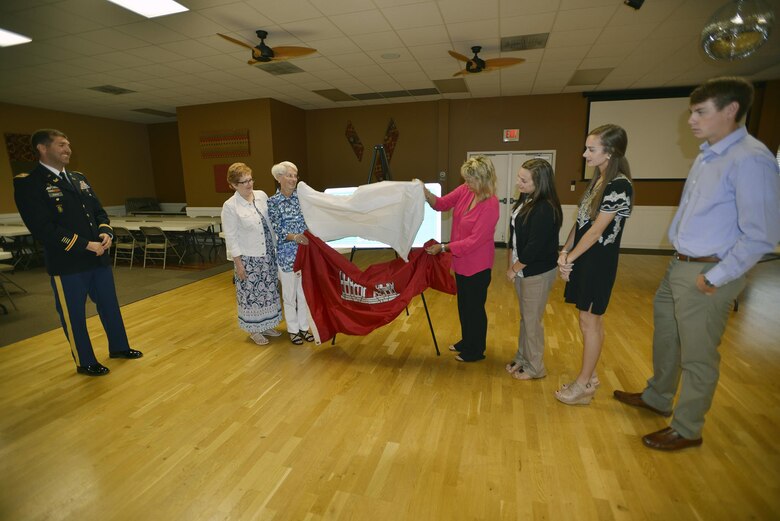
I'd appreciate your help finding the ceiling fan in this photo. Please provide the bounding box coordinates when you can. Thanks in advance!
[217,30,316,65]
[448,46,525,76]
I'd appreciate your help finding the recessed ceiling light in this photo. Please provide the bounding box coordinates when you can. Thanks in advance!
[0,28,32,47]
[106,0,188,18]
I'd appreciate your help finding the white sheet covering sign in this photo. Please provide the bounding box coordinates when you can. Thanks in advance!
[297,181,425,261]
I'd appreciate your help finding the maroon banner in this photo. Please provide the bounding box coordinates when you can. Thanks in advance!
[293,231,457,343]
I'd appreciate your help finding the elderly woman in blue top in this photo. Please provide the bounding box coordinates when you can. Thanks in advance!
[267,161,315,345]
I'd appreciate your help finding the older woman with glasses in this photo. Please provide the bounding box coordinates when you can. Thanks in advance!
[424,156,499,362]
[221,162,283,345]
[267,161,314,345]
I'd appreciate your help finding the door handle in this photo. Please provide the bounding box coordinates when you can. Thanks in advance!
[499,198,507,204]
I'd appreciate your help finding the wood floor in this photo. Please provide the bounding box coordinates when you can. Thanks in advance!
[1,251,778,521]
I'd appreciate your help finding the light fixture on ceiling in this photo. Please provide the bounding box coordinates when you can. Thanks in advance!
[106,0,188,18]
[701,0,775,60]
[0,28,31,47]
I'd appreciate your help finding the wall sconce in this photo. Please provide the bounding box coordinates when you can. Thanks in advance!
[701,0,775,60]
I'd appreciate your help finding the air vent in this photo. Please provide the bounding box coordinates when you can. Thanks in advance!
[408,88,439,96]
[351,88,441,100]
[501,33,549,52]
[379,90,411,98]
[433,78,469,94]
[313,89,355,102]
[89,85,136,95]
[568,68,614,86]
[255,62,304,75]
[132,108,176,118]
[352,92,383,100]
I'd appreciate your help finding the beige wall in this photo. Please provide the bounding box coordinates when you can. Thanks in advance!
[269,99,308,187]
[447,94,590,204]
[305,101,440,190]
[147,122,186,204]
[177,99,274,207]
[0,102,155,213]
[303,94,685,206]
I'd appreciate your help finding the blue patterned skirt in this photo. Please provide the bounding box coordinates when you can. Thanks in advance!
[235,254,282,333]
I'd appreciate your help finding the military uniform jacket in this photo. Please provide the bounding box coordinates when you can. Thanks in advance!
[14,163,114,276]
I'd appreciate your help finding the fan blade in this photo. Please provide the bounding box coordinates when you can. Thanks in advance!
[448,50,470,62]
[270,46,317,61]
[483,57,525,70]
[217,33,255,50]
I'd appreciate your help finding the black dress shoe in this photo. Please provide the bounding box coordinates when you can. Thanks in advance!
[76,363,110,376]
[109,348,143,359]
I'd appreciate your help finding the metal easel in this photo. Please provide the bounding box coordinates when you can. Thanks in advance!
[330,145,441,355]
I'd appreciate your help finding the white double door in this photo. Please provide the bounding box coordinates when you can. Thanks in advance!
[467,150,556,244]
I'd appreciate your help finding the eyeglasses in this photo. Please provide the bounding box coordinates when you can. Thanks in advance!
[236,178,254,185]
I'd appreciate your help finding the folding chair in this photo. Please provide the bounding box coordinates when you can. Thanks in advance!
[112,226,138,268]
[0,263,27,311]
[140,226,182,269]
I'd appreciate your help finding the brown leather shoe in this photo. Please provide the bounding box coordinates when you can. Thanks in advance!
[613,390,672,417]
[642,427,702,451]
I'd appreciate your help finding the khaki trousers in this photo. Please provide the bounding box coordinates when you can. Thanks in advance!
[512,267,557,378]
[641,258,745,438]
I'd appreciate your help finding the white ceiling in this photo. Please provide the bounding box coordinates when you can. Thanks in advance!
[1,0,779,123]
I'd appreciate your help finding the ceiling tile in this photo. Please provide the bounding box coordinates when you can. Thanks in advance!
[395,25,449,46]
[500,13,555,36]
[553,6,618,32]
[438,1,498,23]
[306,36,361,55]
[308,0,373,16]
[330,10,392,35]
[243,0,320,24]
[546,28,601,48]
[197,3,272,31]
[351,32,405,52]
[382,3,444,30]
[282,17,343,41]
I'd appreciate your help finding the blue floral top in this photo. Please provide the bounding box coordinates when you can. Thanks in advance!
[267,189,308,272]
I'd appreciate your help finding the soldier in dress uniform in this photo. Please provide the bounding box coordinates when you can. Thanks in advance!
[13,129,142,376]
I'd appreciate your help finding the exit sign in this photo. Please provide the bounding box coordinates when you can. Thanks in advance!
[503,128,519,142]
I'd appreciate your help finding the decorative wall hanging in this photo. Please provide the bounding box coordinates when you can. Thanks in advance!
[199,129,250,159]
[373,118,400,181]
[345,121,364,161]
[383,119,399,161]
[4,133,36,176]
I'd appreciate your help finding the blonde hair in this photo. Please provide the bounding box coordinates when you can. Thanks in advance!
[227,162,252,186]
[271,161,298,182]
[460,156,497,201]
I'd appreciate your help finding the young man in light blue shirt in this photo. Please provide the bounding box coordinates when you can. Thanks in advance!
[614,77,780,451]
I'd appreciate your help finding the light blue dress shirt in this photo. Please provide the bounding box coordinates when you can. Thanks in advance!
[669,126,780,286]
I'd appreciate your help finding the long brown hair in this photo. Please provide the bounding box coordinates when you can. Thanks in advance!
[513,158,562,228]
[583,124,632,220]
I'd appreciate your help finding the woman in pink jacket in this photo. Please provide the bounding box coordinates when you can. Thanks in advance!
[424,156,499,362]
